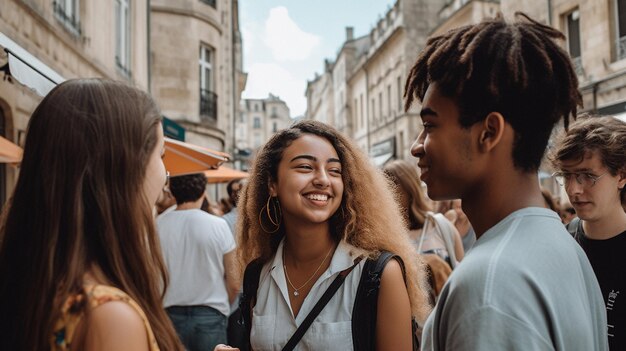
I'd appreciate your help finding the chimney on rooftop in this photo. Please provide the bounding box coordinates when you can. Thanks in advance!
[346,26,354,41]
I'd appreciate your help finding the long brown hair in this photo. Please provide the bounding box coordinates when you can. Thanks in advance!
[384,160,432,230]
[0,79,183,350]
[237,120,431,321]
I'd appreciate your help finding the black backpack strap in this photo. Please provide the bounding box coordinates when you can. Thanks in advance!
[352,251,395,351]
[281,259,360,351]
[238,258,264,351]
[352,251,420,351]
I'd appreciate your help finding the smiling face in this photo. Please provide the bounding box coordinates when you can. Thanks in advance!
[560,150,626,223]
[269,134,344,227]
[410,83,478,200]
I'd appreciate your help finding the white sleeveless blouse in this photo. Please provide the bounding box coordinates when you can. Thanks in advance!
[251,240,365,351]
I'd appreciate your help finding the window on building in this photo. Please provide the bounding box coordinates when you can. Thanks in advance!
[199,46,213,92]
[565,9,582,75]
[354,98,359,128]
[387,84,392,117]
[360,94,364,129]
[254,104,259,112]
[199,45,217,121]
[254,117,261,129]
[372,99,376,122]
[379,92,383,120]
[397,76,402,112]
[616,0,626,60]
[53,0,81,35]
[273,122,278,133]
[254,134,262,148]
[272,106,277,116]
[115,0,131,75]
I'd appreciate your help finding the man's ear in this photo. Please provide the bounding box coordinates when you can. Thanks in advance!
[618,167,626,190]
[477,112,506,153]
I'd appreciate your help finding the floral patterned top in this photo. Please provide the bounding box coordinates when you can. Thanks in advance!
[51,284,160,350]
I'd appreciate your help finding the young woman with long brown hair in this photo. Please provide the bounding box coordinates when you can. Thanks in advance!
[0,79,184,351]
[236,120,431,350]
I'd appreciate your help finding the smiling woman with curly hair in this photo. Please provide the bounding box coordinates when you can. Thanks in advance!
[235,120,430,350]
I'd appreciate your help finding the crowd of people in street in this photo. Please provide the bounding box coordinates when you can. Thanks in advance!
[0,11,625,351]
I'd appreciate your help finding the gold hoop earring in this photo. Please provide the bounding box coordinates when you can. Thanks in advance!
[259,195,281,233]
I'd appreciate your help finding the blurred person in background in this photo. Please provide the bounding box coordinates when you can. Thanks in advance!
[560,202,577,225]
[438,199,476,252]
[384,160,464,269]
[156,186,177,216]
[0,79,183,350]
[551,115,626,350]
[222,179,244,236]
[158,173,239,351]
[541,187,560,213]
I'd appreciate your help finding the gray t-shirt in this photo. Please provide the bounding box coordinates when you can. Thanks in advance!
[422,207,607,351]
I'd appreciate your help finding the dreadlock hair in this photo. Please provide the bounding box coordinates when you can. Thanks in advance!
[404,12,582,172]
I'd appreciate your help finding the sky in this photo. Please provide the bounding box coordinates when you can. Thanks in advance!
[239,1,396,118]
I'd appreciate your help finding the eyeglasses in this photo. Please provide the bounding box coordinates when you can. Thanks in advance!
[165,171,170,186]
[552,171,608,188]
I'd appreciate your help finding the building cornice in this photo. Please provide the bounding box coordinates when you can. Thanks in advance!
[151,4,223,34]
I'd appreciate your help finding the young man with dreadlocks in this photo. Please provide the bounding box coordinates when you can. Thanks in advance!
[406,13,607,350]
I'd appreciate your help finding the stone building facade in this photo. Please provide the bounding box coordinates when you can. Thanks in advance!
[236,94,292,170]
[0,0,150,207]
[502,0,626,120]
[306,0,626,176]
[305,0,447,166]
[150,0,246,152]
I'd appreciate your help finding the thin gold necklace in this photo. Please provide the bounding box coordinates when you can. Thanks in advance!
[283,245,334,297]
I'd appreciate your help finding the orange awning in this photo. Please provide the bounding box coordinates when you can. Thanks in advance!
[0,136,23,164]
[164,138,229,176]
[204,166,249,183]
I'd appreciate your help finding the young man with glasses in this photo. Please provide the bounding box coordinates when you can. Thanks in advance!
[551,115,626,350]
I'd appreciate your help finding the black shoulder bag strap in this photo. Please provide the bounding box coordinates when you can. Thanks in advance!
[239,258,264,351]
[281,258,362,351]
[352,251,420,351]
[352,251,395,351]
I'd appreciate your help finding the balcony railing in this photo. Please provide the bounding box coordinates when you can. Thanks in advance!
[200,89,217,124]
[53,1,81,36]
[618,36,626,61]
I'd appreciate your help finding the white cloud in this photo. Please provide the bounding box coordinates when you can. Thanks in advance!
[263,6,320,61]
[242,63,307,117]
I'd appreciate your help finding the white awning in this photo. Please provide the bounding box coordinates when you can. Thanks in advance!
[0,32,65,96]
[614,112,626,123]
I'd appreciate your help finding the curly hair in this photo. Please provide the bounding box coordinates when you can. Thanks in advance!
[383,160,432,230]
[404,12,581,172]
[236,120,431,320]
[169,173,208,204]
[550,115,626,201]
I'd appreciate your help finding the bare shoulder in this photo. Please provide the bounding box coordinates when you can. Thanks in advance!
[380,257,406,286]
[83,301,150,351]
